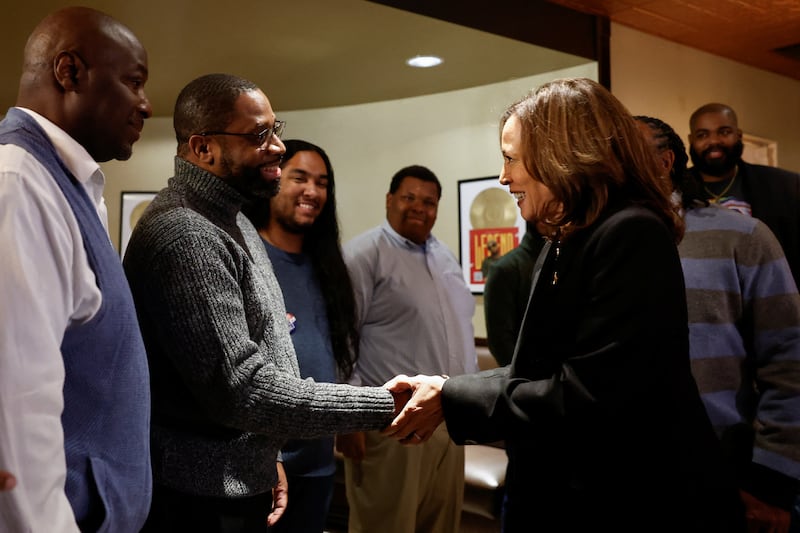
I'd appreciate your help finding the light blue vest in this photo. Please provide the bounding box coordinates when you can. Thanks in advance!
[0,109,151,532]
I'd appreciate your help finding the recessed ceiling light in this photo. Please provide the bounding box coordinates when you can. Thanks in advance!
[406,55,443,68]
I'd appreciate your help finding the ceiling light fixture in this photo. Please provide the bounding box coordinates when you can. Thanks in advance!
[406,55,443,68]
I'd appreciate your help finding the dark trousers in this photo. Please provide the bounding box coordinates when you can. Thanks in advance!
[267,473,335,533]
[141,483,272,533]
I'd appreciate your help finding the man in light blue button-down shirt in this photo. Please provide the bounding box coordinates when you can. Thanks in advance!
[338,165,476,533]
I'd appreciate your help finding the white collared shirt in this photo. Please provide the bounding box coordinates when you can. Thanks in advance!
[0,107,105,532]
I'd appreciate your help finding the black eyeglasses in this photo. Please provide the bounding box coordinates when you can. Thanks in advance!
[198,120,286,147]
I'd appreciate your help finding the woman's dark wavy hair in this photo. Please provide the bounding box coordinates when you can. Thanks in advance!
[633,115,707,209]
[501,78,683,243]
[246,140,360,379]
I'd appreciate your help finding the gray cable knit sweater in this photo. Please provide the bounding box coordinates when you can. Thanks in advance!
[123,157,395,498]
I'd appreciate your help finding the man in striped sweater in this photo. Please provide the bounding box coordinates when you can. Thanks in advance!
[637,116,800,532]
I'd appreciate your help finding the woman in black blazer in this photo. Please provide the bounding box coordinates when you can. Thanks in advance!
[384,78,744,532]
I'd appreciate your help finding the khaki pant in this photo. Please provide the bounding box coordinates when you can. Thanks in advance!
[344,424,464,533]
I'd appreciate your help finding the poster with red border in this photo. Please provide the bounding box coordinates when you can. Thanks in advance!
[457,176,527,293]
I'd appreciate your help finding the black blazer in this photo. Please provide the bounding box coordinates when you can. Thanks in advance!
[739,161,800,288]
[442,205,743,532]
[483,230,545,366]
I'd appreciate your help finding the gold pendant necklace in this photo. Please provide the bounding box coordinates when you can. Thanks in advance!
[552,238,561,286]
[704,165,738,204]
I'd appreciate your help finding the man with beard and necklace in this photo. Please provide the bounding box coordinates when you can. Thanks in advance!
[639,115,800,533]
[123,74,407,533]
[244,139,359,533]
[688,102,800,285]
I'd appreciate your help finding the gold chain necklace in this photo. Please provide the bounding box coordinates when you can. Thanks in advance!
[704,165,739,204]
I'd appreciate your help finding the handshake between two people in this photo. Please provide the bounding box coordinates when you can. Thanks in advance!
[383,374,448,445]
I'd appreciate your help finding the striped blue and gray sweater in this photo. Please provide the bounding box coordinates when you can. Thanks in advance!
[680,204,800,508]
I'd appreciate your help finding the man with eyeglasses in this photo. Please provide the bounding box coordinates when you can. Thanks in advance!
[338,165,477,533]
[123,73,407,533]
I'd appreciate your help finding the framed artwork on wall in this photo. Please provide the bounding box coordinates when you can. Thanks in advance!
[119,191,157,258]
[742,132,778,167]
[457,176,526,294]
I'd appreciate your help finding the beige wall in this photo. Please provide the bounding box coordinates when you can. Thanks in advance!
[611,23,800,173]
[102,24,800,341]
[104,64,597,250]
[102,63,598,338]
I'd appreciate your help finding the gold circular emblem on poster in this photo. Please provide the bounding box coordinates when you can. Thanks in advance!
[470,187,516,229]
[129,200,152,230]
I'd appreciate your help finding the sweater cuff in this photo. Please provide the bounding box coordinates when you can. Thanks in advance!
[742,462,800,510]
